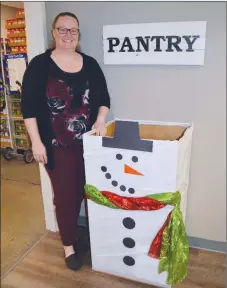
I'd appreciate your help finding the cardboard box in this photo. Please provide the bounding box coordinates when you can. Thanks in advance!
[83,119,193,287]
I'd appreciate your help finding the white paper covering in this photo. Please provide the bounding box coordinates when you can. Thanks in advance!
[83,119,193,287]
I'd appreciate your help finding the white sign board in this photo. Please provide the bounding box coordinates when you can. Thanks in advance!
[103,21,206,65]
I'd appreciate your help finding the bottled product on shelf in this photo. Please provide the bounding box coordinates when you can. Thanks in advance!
[14,120,27,137]
[10,91,23,117]
[11,101,22,117]
[0,118,10,136]
[10,91,21,100]
[16,138,29,148]
[0,131,10,137]
[0,88,6,113]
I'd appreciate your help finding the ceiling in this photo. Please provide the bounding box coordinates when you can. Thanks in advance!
[1,1,24,9]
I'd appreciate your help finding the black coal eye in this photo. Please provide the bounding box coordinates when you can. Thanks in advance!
[116,154,123,160]
[132,156,138,163]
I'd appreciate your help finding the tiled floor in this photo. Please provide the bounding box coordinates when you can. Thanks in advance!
[1,158,46,275]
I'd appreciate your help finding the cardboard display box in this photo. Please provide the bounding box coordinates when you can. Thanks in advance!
[83,119,193,287]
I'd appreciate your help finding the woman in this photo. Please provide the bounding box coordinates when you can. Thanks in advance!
[21,12,110,271]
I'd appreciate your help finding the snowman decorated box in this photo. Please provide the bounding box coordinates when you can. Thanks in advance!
[83,119,193,288]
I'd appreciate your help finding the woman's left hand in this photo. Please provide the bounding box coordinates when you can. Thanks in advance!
[93,120,107,136]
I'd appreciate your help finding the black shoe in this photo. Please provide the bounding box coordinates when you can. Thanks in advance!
[65,253,83,271]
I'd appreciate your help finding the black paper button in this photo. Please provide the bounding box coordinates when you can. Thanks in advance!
[123,217,135,229]
[123,256,135,266]
[123,238,135,248]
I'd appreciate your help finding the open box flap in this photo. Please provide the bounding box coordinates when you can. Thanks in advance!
[84,118,192,142]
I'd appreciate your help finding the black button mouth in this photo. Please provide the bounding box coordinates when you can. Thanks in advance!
[128,188,135,194]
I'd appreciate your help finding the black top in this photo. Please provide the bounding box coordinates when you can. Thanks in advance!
[21,49,111,169]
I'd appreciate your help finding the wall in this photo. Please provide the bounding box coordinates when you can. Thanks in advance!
[23,2,57,232]
[1,4,18,37]
[45,2,226,243]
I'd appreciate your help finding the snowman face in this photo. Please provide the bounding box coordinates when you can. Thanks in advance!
[99,149,145,196]
[85,141,179,197]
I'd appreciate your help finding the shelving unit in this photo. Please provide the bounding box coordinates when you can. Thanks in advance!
[5,9,27,54]
[1,38,13,151]
[1,8,33,163]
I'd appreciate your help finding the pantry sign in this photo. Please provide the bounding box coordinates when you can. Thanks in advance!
[103,21,206,65]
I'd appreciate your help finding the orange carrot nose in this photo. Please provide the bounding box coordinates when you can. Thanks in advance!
[124,164,144,176]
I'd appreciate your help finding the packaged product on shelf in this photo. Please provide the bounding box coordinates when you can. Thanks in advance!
[17,9,25,18]
[6,20,11,27]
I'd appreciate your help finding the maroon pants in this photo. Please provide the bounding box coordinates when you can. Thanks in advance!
[45,143,85,246]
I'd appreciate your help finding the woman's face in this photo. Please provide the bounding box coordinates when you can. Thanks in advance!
[52,16,79,51]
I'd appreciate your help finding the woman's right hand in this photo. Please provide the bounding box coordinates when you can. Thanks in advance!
[32,141,47,164]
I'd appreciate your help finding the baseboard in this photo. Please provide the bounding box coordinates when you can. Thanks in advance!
[188,236,226,253]
[78,216,226,253]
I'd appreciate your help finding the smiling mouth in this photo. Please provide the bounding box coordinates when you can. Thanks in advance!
[63,40,73,43]
[101,165,136,195]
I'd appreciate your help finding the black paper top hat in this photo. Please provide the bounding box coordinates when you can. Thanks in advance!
[102,120,153,152]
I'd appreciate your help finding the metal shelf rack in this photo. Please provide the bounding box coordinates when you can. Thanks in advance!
[1,35,33,163]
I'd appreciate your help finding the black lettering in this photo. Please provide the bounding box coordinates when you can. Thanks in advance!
[183,35,200,52]
[166,36,182,52]
[150,36,166,52]
[136,36,150,52]
[119,37,135,52]
[107,37,120,52]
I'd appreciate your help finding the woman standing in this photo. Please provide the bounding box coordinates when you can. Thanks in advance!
[21,12,110,271]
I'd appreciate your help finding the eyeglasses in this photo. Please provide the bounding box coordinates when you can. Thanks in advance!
[56,27,80,35]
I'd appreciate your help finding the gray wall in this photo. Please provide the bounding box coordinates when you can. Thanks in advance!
[45,2,226,242]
